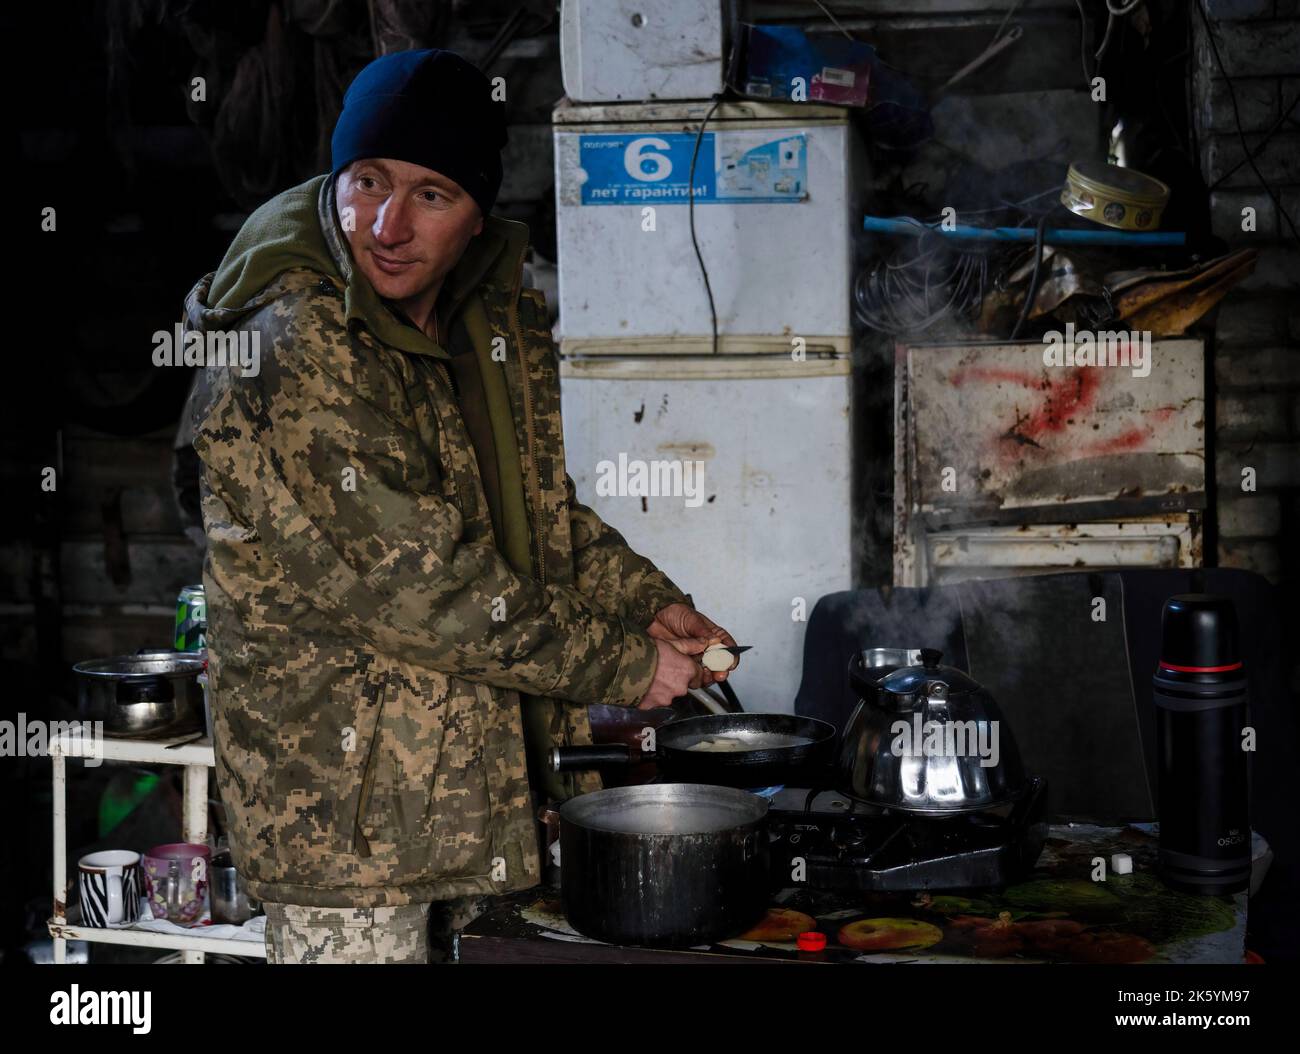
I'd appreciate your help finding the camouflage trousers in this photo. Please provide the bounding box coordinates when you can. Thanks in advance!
[263,896,491,964]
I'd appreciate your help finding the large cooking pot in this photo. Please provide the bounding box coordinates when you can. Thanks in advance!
[73,654,207,738]
[838,648,1028,814]
[560,784,769,947]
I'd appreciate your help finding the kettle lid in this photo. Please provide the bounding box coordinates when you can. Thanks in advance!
[878,648,982,696]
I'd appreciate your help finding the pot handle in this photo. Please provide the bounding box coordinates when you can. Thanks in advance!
[847,654,883,699]
[551,744,634,772]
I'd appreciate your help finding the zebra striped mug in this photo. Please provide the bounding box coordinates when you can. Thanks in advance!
[78,850,142,927]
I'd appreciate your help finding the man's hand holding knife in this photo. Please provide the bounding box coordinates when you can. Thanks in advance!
[637,602,744,710]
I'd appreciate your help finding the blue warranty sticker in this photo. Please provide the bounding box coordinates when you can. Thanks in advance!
[575,131,807,205]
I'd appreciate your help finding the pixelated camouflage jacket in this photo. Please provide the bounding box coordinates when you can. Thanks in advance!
[187,174,688,908]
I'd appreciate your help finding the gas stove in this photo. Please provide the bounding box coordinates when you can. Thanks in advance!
[763,776,1048,893]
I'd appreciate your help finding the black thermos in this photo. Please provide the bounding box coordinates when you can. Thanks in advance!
[1153,594,1250,895]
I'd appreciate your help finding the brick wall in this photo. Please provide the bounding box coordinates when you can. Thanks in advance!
[1195,1,1300,625]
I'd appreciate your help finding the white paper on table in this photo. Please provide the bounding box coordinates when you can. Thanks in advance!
[131,897,265,942]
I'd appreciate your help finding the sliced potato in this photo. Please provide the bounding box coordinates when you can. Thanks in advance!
[702,644,738,672]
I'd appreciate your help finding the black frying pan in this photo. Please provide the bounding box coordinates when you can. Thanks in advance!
[553,713,838,789]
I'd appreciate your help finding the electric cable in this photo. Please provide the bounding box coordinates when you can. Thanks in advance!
[1009,212,1049,340]
[688,96,725,354]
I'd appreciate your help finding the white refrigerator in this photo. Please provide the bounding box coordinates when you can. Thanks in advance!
[554,99,863,712]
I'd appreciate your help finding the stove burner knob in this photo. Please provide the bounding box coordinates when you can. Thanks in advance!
[831,824,867,849]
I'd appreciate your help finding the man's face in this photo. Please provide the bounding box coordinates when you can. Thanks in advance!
[335,158,484,305]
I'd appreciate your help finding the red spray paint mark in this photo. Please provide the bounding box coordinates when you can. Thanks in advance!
[1000,368,1104,450]
[948,366,1042,389]
[1084,426,1150,455]
[1078,404,1177,456]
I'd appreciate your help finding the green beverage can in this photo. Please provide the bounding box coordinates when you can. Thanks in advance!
[174,584,206,652]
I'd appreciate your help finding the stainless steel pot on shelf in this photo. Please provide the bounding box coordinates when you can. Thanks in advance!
[72,654,207,738]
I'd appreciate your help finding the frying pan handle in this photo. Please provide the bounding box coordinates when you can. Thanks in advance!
[681,678,744,715]
[715,679,742,712]
[551,744,635,772]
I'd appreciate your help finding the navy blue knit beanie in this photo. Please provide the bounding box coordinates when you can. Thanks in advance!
[331,49,507,217]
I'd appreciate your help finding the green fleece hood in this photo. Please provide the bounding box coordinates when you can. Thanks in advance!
[201,173,529,357]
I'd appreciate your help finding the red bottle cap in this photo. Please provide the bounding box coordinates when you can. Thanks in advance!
[796,931,826,951]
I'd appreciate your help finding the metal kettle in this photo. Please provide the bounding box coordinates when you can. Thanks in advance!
[837,648,1028,815]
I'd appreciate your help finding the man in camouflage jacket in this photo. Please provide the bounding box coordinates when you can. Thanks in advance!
[187,50,734,962]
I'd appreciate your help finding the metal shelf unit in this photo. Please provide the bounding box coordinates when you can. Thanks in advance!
[47,731,266,964]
